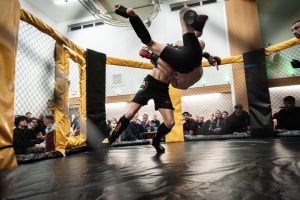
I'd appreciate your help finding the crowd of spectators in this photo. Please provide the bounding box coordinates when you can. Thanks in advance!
[183,103,250,136]
[13,113,55,154]
[107,113,161,142]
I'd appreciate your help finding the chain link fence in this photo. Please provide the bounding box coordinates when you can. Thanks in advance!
[68,59,81,135]
[105,65,154,120]
[267,45,300,112]
[15,21,56,118]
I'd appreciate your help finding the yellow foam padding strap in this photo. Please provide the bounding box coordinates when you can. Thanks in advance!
[107,56,153,69]
[166,85,184,142]
[54,43,71,154]
[20,9,85,57]
[265,38,300,55]
[107,38,300,69]
[0,0,20,169]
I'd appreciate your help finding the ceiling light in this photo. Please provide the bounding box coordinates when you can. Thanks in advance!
[78,0,160,27]
[53,0,75,5]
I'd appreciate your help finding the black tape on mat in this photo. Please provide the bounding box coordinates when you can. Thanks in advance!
[86,49,108,150]
[243,48,273,137]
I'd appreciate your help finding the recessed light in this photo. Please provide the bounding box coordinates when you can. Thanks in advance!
[53,0,75,5]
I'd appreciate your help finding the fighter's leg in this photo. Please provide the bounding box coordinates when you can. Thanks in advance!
[151,108,175,154]
[115,4,167,56]
[115,4,153,45]
[108,102,142,144]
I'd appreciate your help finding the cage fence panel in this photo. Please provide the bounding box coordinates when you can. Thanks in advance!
[181,64,234,135]
[106,65,167,141]
[267,44,300,116]
[15,21,56,118]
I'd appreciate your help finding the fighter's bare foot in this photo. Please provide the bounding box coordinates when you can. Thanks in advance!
[114,4,135,17]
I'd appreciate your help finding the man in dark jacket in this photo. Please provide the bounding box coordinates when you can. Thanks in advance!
[220,104,250,134]
[275,96,300,130]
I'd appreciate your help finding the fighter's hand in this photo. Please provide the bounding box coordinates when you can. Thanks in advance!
[208,56,221,70]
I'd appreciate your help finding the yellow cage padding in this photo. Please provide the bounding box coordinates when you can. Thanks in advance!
[0,0,20,170]
[54,42,71,155]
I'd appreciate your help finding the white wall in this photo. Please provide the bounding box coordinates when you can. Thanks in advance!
[20,0,58,30]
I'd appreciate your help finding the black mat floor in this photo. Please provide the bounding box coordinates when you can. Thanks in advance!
[1,138,300,200]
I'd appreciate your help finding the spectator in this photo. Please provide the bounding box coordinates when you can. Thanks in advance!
[291,20,300,68]
[220,103,250,134]
[141,113,154,132]
[151,114,161,130]
[110,118,118,130]
[36,114,46,135]
[122,114,145,141]
[25,112,32,122]
[221,111,229,127]
[202,113,214,135]
[292,19,300,39]
[13,116,43,154]
[182,111,197,135]
[27,117,41,141]
[195,115,204,135]
[71,114,80,131]
[275,96,300,130]
[44,115,55,133]
[209,110,224,134]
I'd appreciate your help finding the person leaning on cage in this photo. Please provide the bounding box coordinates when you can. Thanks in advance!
[114,4,221,90]
[291,19,300,68]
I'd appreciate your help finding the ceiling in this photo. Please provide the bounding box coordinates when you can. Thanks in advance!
[22,0,163,23]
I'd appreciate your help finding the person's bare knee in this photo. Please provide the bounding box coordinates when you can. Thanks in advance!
[124,112,135,120]
[147,41,166,56]
[164,119,175,129]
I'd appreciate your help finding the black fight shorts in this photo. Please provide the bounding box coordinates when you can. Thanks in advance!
[131,75,174,110]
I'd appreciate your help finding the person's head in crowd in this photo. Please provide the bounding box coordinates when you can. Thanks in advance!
[292,19,300,39]
[234,103,244,116]
[28,117,38,129]
[110,118,118,130]
[38,114,44,123]
[142,113,149,122]
[215,110,222,119]
[182,111,190,121]
[152,114,157,121]
[196,115,204,123]
[222,111,229,119]
[44,115,54,127]
[14,115,27,129]
[283,96,296,111]
[132,113,141,124]
[25,112,32,119]
[210,113,214,120]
